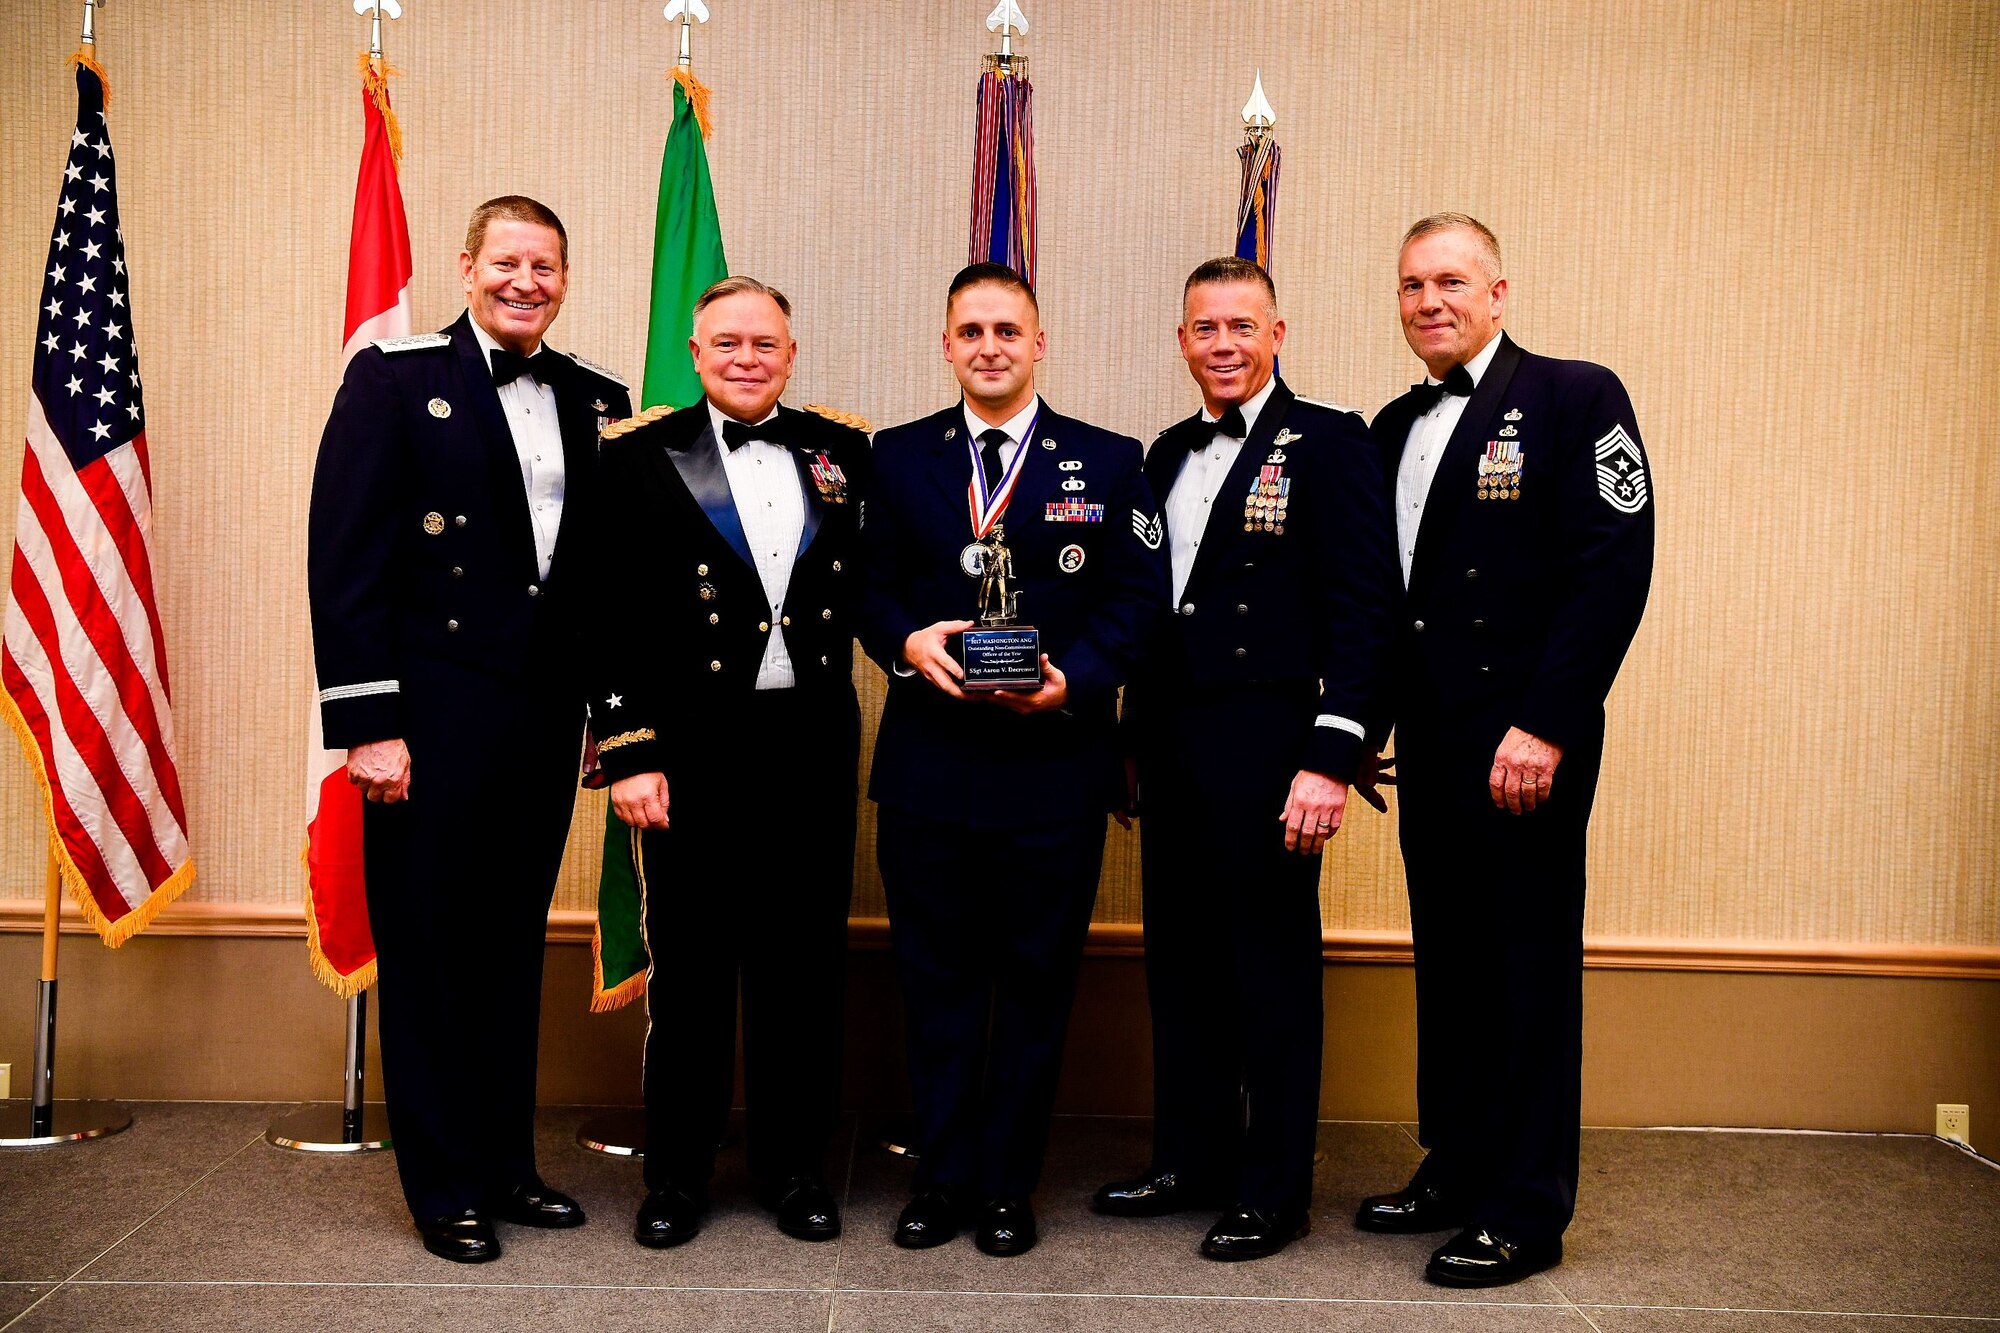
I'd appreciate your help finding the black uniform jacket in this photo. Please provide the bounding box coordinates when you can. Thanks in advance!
[308,311,632,749]
[1131,377,1399,784]
[1371,333,1655,749]
[858,402,1169,827]
[585,400,872,784]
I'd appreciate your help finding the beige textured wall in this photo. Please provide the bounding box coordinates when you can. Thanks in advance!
[1,2,1995,949]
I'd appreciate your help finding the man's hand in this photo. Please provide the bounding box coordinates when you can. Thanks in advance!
[1354,749,1397,813]
[1490,727,1563,814]
[1279,769,1348,855]
[611,772,671,830]
[347,739,411,804]
[902,620,975,699]
[980,655,1069,715]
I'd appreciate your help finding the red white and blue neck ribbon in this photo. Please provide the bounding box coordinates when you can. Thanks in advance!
[965,406,1038,540]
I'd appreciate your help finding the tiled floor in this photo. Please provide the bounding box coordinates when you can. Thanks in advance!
[1,1106,1994,1331]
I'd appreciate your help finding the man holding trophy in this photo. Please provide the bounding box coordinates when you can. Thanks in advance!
[858,263,1169,1256]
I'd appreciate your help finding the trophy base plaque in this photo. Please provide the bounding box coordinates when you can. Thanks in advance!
[957,625,1043,690]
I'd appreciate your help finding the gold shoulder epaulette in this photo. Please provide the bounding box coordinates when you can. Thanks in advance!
[804,403,873,434]
[599,403,676,440]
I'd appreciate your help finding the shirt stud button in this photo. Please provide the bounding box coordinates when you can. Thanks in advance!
[697,564,709,576]
[1413,620,1426,632]
[1180,603,1195,616]
[527,584,540,598]
[446,619,459,632]
[710,660,722,672]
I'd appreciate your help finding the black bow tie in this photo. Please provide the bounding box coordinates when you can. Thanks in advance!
[1210,405,1249,440]
[1409,364,1476,413]
[490,347,561,388]
[720,414,791,451]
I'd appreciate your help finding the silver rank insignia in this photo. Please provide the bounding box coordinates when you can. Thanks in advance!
[1132,509,1164,550]
[1593,424,1650,513]
[428,398,451,419]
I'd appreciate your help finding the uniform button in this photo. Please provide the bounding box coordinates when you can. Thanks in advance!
[708,612,719,624]
[527,584,540,598]
[1480,665,1491,673]
[821,608,832,619]
[709,660,722,672]
[450,566,463,578]
[1236,604,1248,615]
[697,563,709,576]
[454,515,467,527]
[446,619,459,632]
[1234,647,1247,658]
[758,621,770,633]
[1466,568,1479,580]
[819,655,828,666]
[1472,619,1485,629]
[781,615,792,627]
[1413,619,1426,632]
[1243,561,1256,571]
[1180,602,1195,616]
[831,560,843,572]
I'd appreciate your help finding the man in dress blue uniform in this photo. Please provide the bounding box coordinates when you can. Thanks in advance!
[858,263,1168,1257]
[308,195,631,1263]
[1093,257,1399,1261]
[1354,214,1654,1286]
[585,277,870,1250]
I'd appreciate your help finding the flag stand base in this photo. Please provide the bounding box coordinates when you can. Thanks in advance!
[576,1108,647,1157]
[0,1099,132,1148]
[265,1102,392,1153]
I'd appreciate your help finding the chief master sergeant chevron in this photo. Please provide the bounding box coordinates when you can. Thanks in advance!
[1353,212,1653,1288]
[307,195,630,1264]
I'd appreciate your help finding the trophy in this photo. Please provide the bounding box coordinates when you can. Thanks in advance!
[956,523,1043,690]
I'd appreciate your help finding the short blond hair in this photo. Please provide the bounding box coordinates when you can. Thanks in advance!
[464,195,567,266]
[1402,212,1502,280]
[693,275,792,323]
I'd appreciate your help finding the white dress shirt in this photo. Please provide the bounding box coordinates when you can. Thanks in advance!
[470,319,565,582]
[1166,374,1277,606]
[1395,331,1506,588]
[708,401,806,690]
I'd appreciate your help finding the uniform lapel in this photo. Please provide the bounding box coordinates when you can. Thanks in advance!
[664,406,757,573]
[1144,413,1204,506]
[783,407,827,557]
[450,313,541,584]
[1187,376,1295,593]
[1003,399,1062,529]
[544,355,603,585]
[1409,334,1523,600]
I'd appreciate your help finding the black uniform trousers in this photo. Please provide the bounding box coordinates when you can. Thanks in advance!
[878,807,1105,1199]
[1396,704,1604,1245]
[361,658,580,1224]
[1137,682,1326,1214]
[638,687,858,1194]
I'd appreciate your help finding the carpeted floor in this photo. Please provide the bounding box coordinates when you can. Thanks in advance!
[1,1105,1995,1330]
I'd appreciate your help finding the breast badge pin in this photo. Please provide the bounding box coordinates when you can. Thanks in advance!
[428,398,451,419]
[1058,543,1086,573]
[945,427,957,441]
[592,398,608,413]
[422,512,445,536]
[1505,408,1523,422]
[1272,428,1301,449]
[1500,425,1518,438]
[1041,438,1057,451]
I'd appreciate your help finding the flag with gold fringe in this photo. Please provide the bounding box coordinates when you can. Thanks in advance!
[590,55,729,1012]
[303,51,414,997]
[1,46,195,945]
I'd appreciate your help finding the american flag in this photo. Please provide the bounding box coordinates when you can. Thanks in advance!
[1,56,193,944]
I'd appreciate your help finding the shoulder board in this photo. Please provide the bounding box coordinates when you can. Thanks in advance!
[803,403,873,434]
[599,403,676,441]
[562,351,628,389]
[372,332,452,354]
[1293,395,1363,416]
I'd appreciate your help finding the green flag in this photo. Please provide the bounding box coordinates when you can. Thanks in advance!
[592,69,728,1012]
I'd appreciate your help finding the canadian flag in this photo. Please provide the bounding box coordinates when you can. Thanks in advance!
[306,61,411,994]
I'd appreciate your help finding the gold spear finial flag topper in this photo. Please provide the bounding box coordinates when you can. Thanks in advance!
[664,0,715,137]
[351,0,407,164]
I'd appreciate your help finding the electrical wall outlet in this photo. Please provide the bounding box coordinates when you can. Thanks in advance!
[1937,1103,1970,1145]
[0,1062,10,1100]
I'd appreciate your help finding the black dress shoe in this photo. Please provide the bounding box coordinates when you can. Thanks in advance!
[1425,1227,1562,1287]
[418,1209,500,1263]
[1200,1206,1310,1261]
[1354,1183,1464,1234]
[633,1186,705,1249]
[1092,1169,1211,1217]
[974,1196,1037,1257]
[893,1189,962,1249]
[766,1175,841,1241]
[492,1181,587,1229]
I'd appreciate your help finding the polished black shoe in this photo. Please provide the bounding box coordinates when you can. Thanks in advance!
[974,1196,1038,1257]
[766,1175,841,1241]
[1092,1169,1212,1218]
[418,1208,500,1264]
[1354,1183,1464,1234]
[492,1181,587,1229]
[893,1189,963,1249]
[1200,1206,1310,1261]
[1425,1227,1562,1287]
[633,1186,705,1249]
